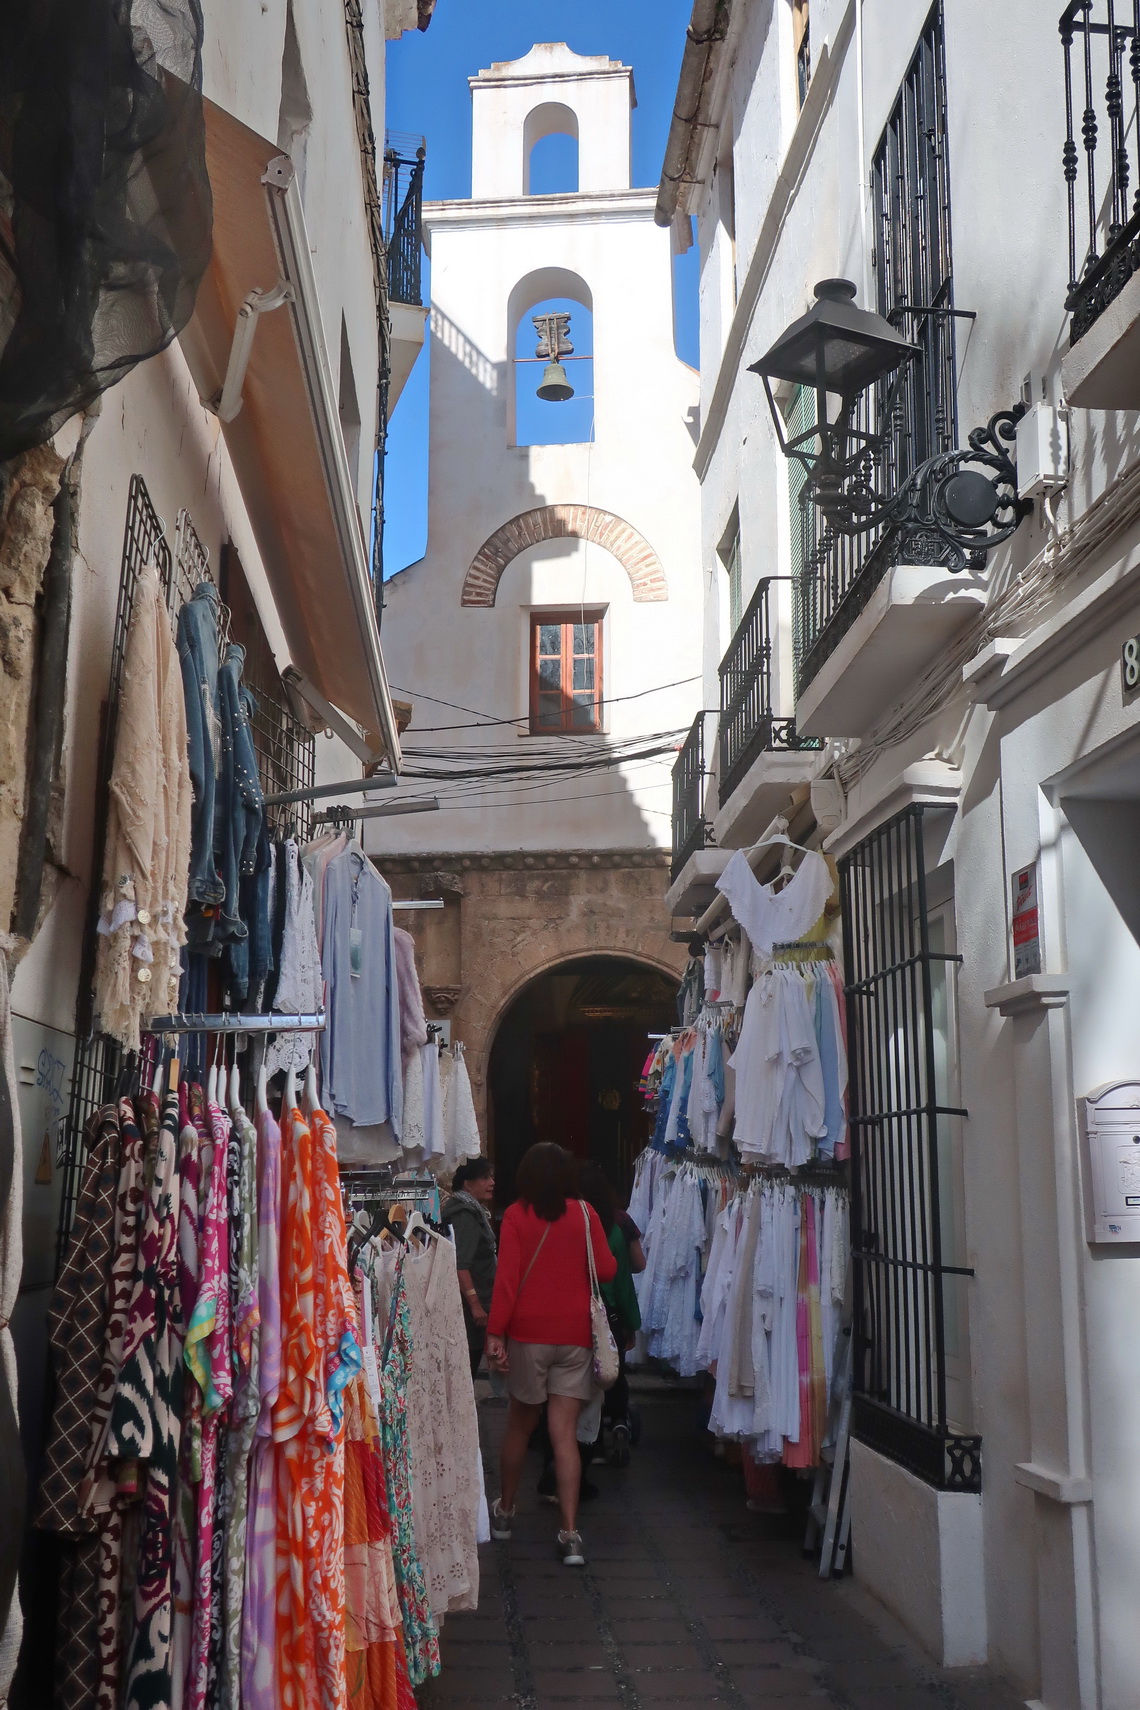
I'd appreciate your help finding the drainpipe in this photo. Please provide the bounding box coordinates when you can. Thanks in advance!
[655,0,733,228]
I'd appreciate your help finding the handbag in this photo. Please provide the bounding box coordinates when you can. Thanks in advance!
[580,1200,620,1390]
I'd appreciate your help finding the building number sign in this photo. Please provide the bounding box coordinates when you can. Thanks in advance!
[1122,634,1140,696]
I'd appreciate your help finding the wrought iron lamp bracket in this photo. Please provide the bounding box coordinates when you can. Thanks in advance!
[795,402,1032,573]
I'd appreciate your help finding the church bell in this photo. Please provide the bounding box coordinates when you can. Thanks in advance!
[536,360,574,402]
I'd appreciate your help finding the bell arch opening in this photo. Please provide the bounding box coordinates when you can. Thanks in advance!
[486,955,679,1206]
[507,266,594,448]
[524,101,579,194]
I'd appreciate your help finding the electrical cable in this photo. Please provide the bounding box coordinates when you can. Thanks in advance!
[390,674,703,731]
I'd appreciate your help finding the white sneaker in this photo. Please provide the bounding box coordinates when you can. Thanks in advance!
[558,1529,585,1567]
[490,1498,514,1540]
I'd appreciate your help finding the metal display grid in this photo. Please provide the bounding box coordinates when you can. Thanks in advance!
[55,480,316,1267]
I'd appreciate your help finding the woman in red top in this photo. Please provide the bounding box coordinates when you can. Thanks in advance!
[485,1142,616,1565]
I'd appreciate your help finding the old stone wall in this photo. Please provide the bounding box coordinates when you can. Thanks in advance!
[0,445,65,952]
[382,848,685,1142]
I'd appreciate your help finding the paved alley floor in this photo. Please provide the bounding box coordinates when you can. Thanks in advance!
[419,1386,1023,1710]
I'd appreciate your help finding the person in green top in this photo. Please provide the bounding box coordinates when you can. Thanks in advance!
[576,1161,646,1467]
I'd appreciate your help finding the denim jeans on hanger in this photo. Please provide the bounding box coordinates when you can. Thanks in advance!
[214,643,264,954]
[178,580,224,913]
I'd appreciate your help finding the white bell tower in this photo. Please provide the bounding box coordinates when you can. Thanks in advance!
[381,42,702,858]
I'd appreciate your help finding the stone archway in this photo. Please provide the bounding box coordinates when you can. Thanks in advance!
[460,504,668,606]
[487,954,679,1192]
[381,849,687,1145]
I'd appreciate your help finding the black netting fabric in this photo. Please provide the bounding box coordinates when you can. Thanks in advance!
[0,0,212,459]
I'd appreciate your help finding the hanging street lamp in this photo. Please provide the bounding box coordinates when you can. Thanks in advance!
[749,279,1031,571]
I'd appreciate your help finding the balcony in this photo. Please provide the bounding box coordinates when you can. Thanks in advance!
[1059,3,1140,405]
[383,133,428,409]
[713,579,819,847]
[666,711,728,917]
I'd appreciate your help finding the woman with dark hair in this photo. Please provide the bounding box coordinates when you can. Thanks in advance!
[484,1142,616,1566]
[441,1157,497,1377]
[575,1160,645,1467]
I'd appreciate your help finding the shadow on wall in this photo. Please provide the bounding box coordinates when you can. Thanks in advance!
[488,955,678,1204]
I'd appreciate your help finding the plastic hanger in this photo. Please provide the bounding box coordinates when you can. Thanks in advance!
[228,1035,242,1118]
[283,1062,298,1113]
[304,1052,322,1115]
[206,1034,220,1106]
[152,1048,166,1098]
[255,1045,269,1117]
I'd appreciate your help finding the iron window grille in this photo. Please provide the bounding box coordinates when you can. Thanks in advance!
[670,712,715,881]
[796,3,958,694]
[383,134,426,308]
[839,804,980,1493]
[55,480,316,1265]
[1061,2,1140,343]
[717,578,817,809]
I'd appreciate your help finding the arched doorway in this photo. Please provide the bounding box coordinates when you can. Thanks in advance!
[487,956,678,1203]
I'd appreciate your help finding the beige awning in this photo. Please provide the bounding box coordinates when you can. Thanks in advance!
[181,98,401,769]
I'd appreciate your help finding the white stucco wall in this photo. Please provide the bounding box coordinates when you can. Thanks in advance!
[679,0,1140,1703]
[379,45,703,858]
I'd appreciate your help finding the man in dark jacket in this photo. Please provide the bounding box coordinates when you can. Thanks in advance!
[442,1157,497,1377]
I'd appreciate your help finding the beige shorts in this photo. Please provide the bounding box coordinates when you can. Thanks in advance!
[507,1339,594,1405]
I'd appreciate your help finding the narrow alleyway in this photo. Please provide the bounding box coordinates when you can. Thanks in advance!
[420,1387,1022,1710]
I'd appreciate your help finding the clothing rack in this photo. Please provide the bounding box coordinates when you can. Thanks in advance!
[263,773,397,808]
[144,1010,326,1034]
[313,797,439,825]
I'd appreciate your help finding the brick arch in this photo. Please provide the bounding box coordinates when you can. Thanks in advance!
[460,504,668,606]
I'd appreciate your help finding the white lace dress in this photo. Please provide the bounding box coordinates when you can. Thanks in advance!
[265,840,322,1075]
[401,1237,481,1616]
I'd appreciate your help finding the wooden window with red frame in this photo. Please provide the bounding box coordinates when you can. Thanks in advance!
[530,612,604,734]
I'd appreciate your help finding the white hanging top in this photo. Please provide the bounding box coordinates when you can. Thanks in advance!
[717,845,833,960]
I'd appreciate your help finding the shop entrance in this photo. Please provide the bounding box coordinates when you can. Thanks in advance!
[487,956,678,1201]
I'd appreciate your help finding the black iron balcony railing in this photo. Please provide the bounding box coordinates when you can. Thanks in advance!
[794,7,959,695]
[1062,2,1140,343]
[670,712,714,882]
[383,135,426,307]
[718,579,817,808]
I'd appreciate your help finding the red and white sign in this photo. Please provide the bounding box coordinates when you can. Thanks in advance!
[1011,863,1041,979]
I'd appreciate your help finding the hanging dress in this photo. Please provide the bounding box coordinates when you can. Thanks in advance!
[35,1106,120,1710]
[273,1103,319,1710]
[179,1100,229,1710]
[242,1102,283,1710]
[378,1259,439,1687]
[113,1088,183,1710]
[220,1107,260,1708]
[401,1236,480,1617]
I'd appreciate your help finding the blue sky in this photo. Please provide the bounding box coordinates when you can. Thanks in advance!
[382,0,698,576]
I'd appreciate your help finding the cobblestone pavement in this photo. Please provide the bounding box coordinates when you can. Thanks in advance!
[418,1387,1022,1710]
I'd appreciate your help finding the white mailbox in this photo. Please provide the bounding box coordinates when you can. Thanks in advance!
[1080,1081,1140,1243]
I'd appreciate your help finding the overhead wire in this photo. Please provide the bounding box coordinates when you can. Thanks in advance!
[390,673,703,732]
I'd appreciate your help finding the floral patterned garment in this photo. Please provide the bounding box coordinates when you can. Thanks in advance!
[242,1104,282,1710]
[273,1104,319,1710]
[170,1084,203,1710]
[220,1107,260,1709]
[83,1098,146,1710]
[185,1102,233,1710]
[378,1260,439,1688]
[401,1237,480,1616]
[116,1089,184,1710]
[306,1105,361,1710]
[343,1373,415,1710]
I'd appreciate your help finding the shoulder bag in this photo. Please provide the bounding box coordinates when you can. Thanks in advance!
[579,1200,620,1390]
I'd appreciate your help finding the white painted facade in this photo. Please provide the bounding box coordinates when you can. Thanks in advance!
[661,1,1140,1704]
[378,44,703,857]
[9,0,428,1458]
